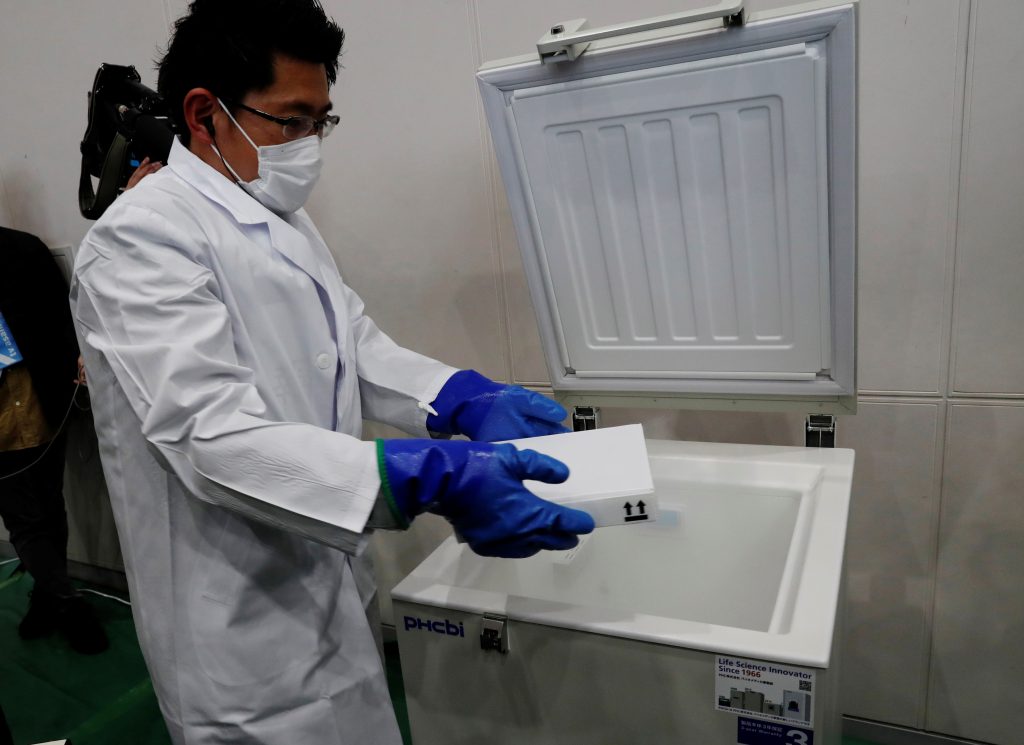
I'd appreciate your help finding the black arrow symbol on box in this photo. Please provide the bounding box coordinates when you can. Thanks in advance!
[624,500,650,523]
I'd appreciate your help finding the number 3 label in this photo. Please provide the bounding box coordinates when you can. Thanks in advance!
[737,716,814,745]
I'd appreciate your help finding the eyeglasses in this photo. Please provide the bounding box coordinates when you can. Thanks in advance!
[222,98,340,140]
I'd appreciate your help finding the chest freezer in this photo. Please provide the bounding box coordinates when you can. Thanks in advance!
[393,2,857,743]
[394,441,853,744]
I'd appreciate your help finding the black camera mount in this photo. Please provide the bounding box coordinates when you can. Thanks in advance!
[79,64,177,219]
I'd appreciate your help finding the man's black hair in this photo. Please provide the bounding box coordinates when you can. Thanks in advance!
[157,0,344,145]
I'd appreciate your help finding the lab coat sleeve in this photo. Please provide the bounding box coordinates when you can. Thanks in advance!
[72,205,378,554]
[341,283,457,437]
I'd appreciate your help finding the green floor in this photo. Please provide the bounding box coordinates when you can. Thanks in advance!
[0,563,170,745]
[0,564,411,745]
[0,565,876,745]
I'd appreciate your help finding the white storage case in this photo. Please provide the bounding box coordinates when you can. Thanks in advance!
[393,2,858,743]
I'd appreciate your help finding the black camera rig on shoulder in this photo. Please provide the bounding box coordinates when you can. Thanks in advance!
[79,63,178,219]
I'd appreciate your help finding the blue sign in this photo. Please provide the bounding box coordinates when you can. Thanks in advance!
[738,716,814,745]
[0,312,23,370]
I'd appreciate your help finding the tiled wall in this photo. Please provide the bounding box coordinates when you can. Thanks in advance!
[1,1,1021,743]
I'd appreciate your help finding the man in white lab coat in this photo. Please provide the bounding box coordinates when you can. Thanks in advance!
[70,1,594,743]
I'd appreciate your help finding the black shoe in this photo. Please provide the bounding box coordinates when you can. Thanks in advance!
[18,590,60,640]
[55,593,109,655]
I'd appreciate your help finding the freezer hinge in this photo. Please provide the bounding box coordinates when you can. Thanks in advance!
[805,414,836,448]
[572,406,601,432]
[480,614,509,654]
[537,1,746,63]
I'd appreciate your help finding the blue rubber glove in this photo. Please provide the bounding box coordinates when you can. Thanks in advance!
[377,438,595,558]
[426,369,569,442]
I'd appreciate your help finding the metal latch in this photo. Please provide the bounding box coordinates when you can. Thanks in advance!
[537,1,746,63]
[572,406,601,432]
[805,414,836,448]
[480,614,509,654]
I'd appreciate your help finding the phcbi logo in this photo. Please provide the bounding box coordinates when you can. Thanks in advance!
[403,615,466,638]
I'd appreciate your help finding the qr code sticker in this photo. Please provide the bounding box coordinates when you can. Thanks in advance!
[799,680,812,691]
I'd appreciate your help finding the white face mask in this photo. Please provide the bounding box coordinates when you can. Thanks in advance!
[210,98,323,215]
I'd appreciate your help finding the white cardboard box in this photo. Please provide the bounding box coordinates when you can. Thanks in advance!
[504,423,656,528]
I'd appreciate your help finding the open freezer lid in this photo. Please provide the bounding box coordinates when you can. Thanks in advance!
[477,2,857,413]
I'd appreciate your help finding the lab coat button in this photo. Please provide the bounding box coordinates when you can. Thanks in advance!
[316,353,332,370]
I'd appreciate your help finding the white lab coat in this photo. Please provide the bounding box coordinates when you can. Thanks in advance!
[71,137,456,744]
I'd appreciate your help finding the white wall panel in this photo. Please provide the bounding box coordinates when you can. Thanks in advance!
[835,400,943,728]
[500,212,549,383]
[161,0,189,28]
[0,1,169,247]
[927,403,1024,744]
[950,1,1024,396]
[0,185,11,232]
[309,0,506,378]
[854,0,965,394]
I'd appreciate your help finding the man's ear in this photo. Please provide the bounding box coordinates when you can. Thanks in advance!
[183,88,219,145]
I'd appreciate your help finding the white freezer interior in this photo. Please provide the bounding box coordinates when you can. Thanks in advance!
[444,480,802,632]
[394,438,854,667]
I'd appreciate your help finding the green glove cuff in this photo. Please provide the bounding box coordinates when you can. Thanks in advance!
[376,439,410,529]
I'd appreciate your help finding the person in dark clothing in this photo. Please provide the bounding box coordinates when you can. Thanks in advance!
[0,700,12,745]
[0,225,107,654]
